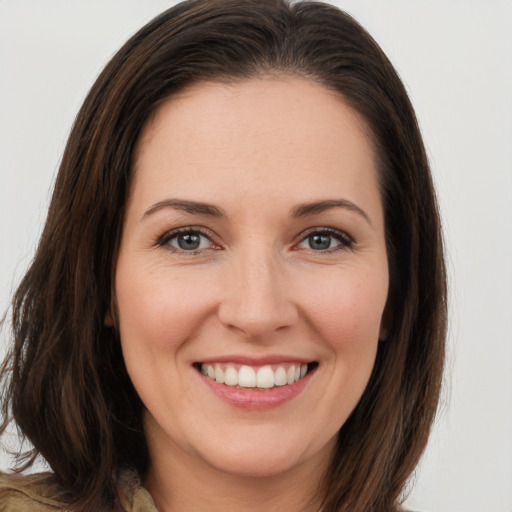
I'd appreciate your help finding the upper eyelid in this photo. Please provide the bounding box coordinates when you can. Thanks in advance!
[156,225,354,248]
[157,226,216,246]
[294,228,356,254]
[296,226,353,243]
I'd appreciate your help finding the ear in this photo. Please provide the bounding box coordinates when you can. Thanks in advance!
[104,296,117,327]
[104,308,115,327]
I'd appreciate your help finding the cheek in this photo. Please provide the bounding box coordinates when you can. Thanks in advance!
[301,267,388,345]
[115,263,216,353]
[287,267,388,443]
[114,265,218,415]
[296,264,388,409]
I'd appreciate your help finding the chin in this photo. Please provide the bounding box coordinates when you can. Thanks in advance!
[202,444,306,478]
[187,423,335,479]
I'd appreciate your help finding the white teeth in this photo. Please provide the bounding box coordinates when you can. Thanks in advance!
[224,366,238,386]
[256,365,274,388]
[238,365,256,388]
[214,364,224,384]
[200,363,311,389]
[286,366,295,385]
[274,366,287,386]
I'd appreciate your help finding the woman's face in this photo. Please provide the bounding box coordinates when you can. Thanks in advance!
[114,78,389,479]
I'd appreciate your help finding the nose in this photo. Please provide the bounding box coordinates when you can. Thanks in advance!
[218,248,298,339]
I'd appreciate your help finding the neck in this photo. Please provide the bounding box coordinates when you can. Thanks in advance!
[143,424,331,512]
[145,462,325,512]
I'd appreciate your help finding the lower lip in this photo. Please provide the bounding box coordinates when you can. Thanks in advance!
[199,371,313,410]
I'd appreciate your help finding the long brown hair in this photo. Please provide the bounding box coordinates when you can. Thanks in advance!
[0,1,446,510]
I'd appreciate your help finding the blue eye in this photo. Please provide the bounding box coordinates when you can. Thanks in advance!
[161,230,213,252]
[297,229,352,251]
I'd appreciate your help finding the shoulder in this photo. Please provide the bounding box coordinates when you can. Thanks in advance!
[0,471,69,511]
[116,469,158,511]
[0,469,157,512]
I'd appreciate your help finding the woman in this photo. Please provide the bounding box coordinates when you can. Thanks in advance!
[0,0,446,511]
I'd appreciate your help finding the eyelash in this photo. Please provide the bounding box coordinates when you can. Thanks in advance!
[295,227,354,253]
[157,227,217,254]
[157,226,354,254]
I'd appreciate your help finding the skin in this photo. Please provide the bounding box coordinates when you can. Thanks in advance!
[114,77,389,512]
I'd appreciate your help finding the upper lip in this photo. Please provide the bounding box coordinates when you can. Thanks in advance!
[197,355,314,366]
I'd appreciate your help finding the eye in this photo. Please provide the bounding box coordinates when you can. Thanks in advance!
[297,229,353,252]
[159,228,215,252]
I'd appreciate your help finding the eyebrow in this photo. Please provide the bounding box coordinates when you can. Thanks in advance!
[291,199,372,226]
[143,199,226,219]
[143,197,371,226]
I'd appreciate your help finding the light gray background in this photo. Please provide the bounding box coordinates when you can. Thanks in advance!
[1,2,511,511]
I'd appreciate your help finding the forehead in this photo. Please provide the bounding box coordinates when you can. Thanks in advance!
[137,77,372,154]
[130,77,379,211]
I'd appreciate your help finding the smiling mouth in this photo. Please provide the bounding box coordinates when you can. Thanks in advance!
[194,362,318,390]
